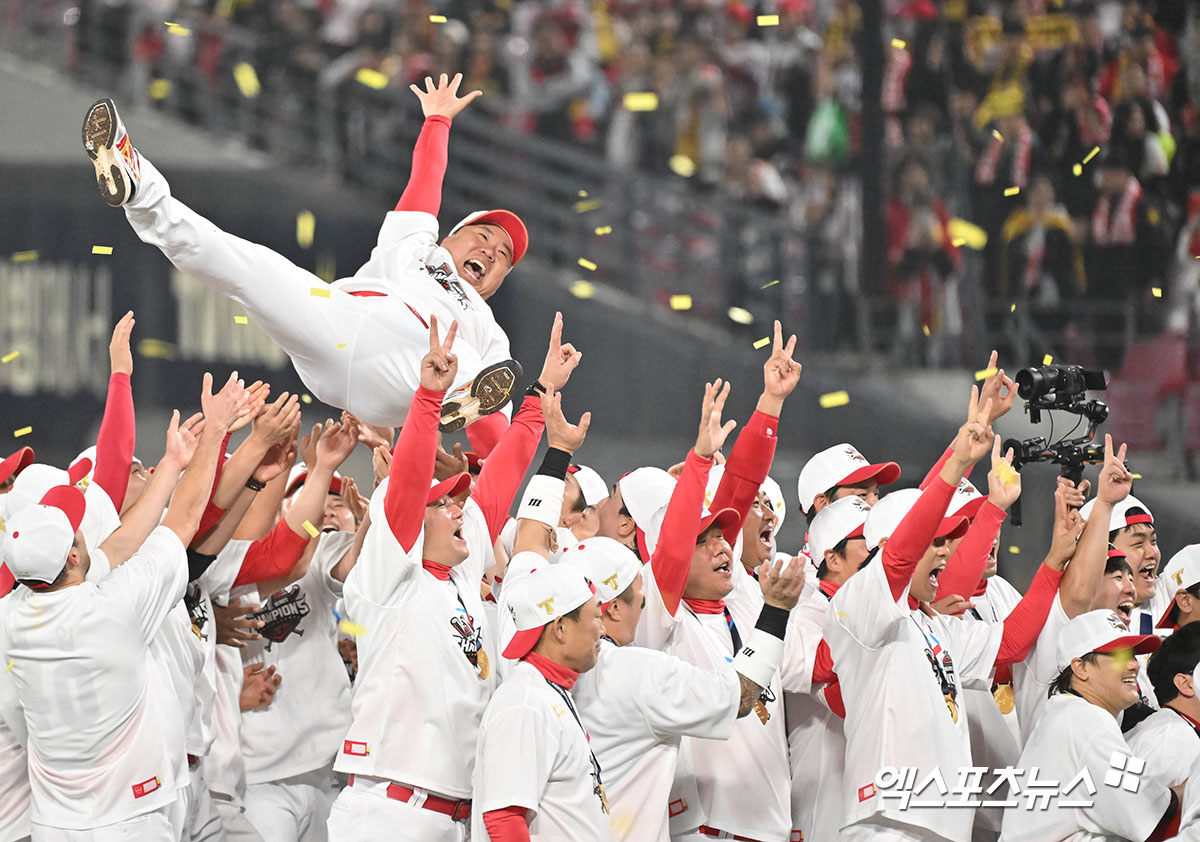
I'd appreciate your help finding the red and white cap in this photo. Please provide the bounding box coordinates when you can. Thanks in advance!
[3,486,86,586]
[449,210,529,266]
[644,505,740,560]
[1079,495,1154,532]
[950,478,986,520]
[808,496,870,561]
[568,465,609,508]
[559,536,641,606]
[284,464,344,498]
[862,488,969,552]
[501,565,596,659]
[1056,609,1162,671]
[6,459,93,517]
[617,467,675,558]
[1156,545,1200,629]
[0,447,34,487]
[428,473,471,503]
[703,465,787,531]
[796,444,900,515]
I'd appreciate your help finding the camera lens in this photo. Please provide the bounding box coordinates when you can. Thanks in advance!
[1015,367,1044,400]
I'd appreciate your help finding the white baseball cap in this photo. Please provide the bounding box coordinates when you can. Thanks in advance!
[1157,545,1200,629]
[3,486,86,586]
[284,463,345,498]
[808,496,870,562]
[569,465,609,508]
[617,467,675,558]
[703,465,787,532]
[501,565,596,659]
[0,447,35,487]
[1056,609,1161,671]
[862,488,969,552]
[6,459,93,518]
[559,536,641,606]
[797,444,900,515]
[1079,495,1154,532]
[949,478,986,519]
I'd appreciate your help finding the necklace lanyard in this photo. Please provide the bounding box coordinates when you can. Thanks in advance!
[544,679,609,814]
[682,603,741,656]
[1172,708,1200,740]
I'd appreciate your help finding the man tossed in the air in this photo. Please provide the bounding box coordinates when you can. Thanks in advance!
[83,73,525,452]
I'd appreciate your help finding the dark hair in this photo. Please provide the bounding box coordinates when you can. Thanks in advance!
[566,476,587,515]
[1049,652,1099,698]
[1147,623,1200,705]
[806,485,848,525]
[1104,555,1134,577]
[1166,582,1200,627]
[562,604,586,623]
[817,537,854,581]
[616,579,639,606]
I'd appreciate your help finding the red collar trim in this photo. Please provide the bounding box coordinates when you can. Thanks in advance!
[684,597,726,614]
[907,595,921,611]
[973,579,989,598]
[818,580,840,598]
[523,651,579,689]
[1173,706,1200,732]
[422,561,452,581]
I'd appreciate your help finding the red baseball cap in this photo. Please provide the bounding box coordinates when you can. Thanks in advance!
[428,472,470,504]
[450,210,529,266]
[0,447,34,486]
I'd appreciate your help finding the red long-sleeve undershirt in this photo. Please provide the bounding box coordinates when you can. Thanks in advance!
[394,115,450,216]
[231,517,313,588]
[92,372,135,511]
[466,413,509,458]
[884,477,957,602]
[935,502,1006,601]
[651,449,713,617]
[386,386,445,552]
[920,445,975,490]
[994,564,1064,666]
[470,396,545,543]
[709,410,779,545]
[193,432,234,543]
[482,806,530,842]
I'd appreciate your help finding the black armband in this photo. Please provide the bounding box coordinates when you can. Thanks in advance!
[755,603,790,640]
[536,447,572,480]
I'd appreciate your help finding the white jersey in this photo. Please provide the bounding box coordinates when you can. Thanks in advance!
[826,558,1003,841]
[0,595,30,842]
[80,481,121,557]
[1000,694,1171,842]
[1181,753,1200,841]
[572,639,738,842]
[472,660,611,842]
[1134,576,1176,636]
[234,531,354,784]
[1,526,186,829]
[336,482,494,797]
[1012,592,1071,740]
[333,211,511,373]
[633,563,790,841]
[1126,706,1200,788]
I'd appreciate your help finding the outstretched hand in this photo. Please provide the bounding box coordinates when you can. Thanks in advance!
[1096,434,1132,505]
[1046,481,1085,569]
[984,435,1021,511]
[164,410,205,470]
[201,371,252,433]
[538,312,582,391]
[409,72,482,121]
[947,386,994,473]
[420,316,459,392]
[760,320,802,412]
[109,310,135,376]
[757,555,806,611]
[315,414,360,471]
[695,379,736,459]
[977,350,1017,425]
[542,387,591,454]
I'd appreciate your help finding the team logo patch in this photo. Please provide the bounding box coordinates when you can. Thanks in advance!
[668,799,687,817]
[253,585,311,651]
[184,582,209,642]
[425,261,474,311]
[132,776,160,798]
[858,783,876,802]
[450,608,486,675]
[844,446,867,464]
[343,740,370,756]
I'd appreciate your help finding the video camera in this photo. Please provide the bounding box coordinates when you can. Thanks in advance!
[1002,364,1110,525]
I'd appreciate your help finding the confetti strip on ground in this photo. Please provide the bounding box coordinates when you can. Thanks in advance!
[233,63,261,98]
[727,306,753,325]
[758,14,779,26]
[570,280,596,299]
[234,316,249,325]
[297,210,315,248]
[1083,146,1100,164]
[338,619,366,637]
[669,154,697,177]
[623,92,659,112]
[594,226,612,236]
[669,295,692,310]
[1152,287,1163,298]
[91,245,113,255]
[1072,163,1083,177]
[574,199,599,213]
[891,38,906,49]
[761,279,780,289]
[819,391,850,409]
[137,338,177,359]
[302,520,320,538]
[13,427,32,438]
[2,351,18,364]
[149,79,171,100]
[429,14,447,22]
[301,394,313,404]
[975,366,998,381]
[1008,546,1020,554]
[752,337,771,350]
[992,129,1003,142]
[1003,186,1020,197]
[310,286,331,298]
[1043,354,1053,365]
[355,68,388,90]
[11,251,37,263]
[578,258,597,271]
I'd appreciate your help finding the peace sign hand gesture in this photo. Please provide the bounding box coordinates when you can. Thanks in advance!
[420,316,460,392]
[944,386,994,482]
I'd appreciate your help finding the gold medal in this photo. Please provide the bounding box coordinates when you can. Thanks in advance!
[754,699,770,725]
[596,783,611,815]
[945,694,959,723]
[993,682,1014,714]
[477,648,490,680]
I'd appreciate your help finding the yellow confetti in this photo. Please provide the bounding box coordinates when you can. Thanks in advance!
[1072,163,1083,177]
[91,245,113,255]
[891,38,906,49]
[11,250,38,263]
[752,337,771,350]
[338,619,366,637]
[578,258,597,271]
[297,210,315,248]
[355,68,388,90]
[1010,303,1016,313]
[163,20,177,26]
[574,199,600,213]
[4,661,12,673]
[975,366,998,381]
[1152,287,1163,298]
[820,391,850,409]
[669,294,693,310]
[167,24,191,36]
[669,154,697,178]
[594,226,612,236]
[13,427,32,438]
[951,237,966,247]
[727,306,753,325]
[1083,146,1100,164]
[835,611,849,618]
[992,129,1004,142]
[234,316,249,325]
[570,280,595,299]
[758,14,780,26]
[310,286,330,298]
[578,190,588,198]
[923,324,931,336]
[137,338,177,360]
[948,218,988,250]
[1004,186,1021,197]
[301,394,313,404]
[1,351,18,364]
[1043,354,1053,365]
[302,520,320,538]
[1130,473,1143,479]
[335,343,347,349]
[761,279,780,289]
[429,14,447,22]
[148,79,171,100]
[623,92,659,112]
[1008,546,1020,554]
[994,461,1019,487]
[233,62,261,98]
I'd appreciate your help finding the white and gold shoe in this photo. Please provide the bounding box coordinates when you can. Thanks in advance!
[83,98,141,207]
[439,360,523,433]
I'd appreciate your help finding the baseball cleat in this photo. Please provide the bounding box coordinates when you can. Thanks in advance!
[83,98,141,207]
[439,359,523,433]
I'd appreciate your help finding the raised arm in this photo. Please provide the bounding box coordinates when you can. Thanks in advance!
[513,388,590,560]
[919,352,1015,489]
[395,73,481,214]
[1060,435,1131,618]
[92,311,136,510]
[211,389,299,510]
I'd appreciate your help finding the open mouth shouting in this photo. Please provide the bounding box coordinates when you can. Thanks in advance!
[929,564,944,592]
[1138,561,1157,589]
[758,526,773,553]
[713,553,733,577]
[461,257,487,285]
[1116,600,1134,625]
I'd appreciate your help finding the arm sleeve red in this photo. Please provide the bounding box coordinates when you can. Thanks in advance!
[650,449,713,616]
[994,564,1065,666]
[811,639,837,686]
[1145,792,1180,842]
[919,445,975,490]
[709,410,779,545]
[935,502,1006,601]
[471,397,546,543]
[0,564,13,597]
[386,386,445,553]
[883,477,957,601]
[466,412,511,459]
[394,115,451,215]
[92,372,135,510]
[193,432,234,541]
[482,807,531,842]
[232,518,312,588]
[822,680,846,718]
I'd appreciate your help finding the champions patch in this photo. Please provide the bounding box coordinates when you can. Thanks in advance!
[425,261,474,311]
[253,585,311,651]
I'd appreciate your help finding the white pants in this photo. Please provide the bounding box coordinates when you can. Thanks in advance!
[182,767,223,842]
[326,780,464,842]
[242,768,337,842]
[122,157,487,427]
[210,795,264,842]
[33,800,185,841]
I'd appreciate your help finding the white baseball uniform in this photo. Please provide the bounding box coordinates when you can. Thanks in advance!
[999,693,1171,841]
[1,526,187,837]
[1126,706,1200,788]
[1011,592,1072,740]
[471,660,611,841]
[121,157,511,427]
[0,594,31,842]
